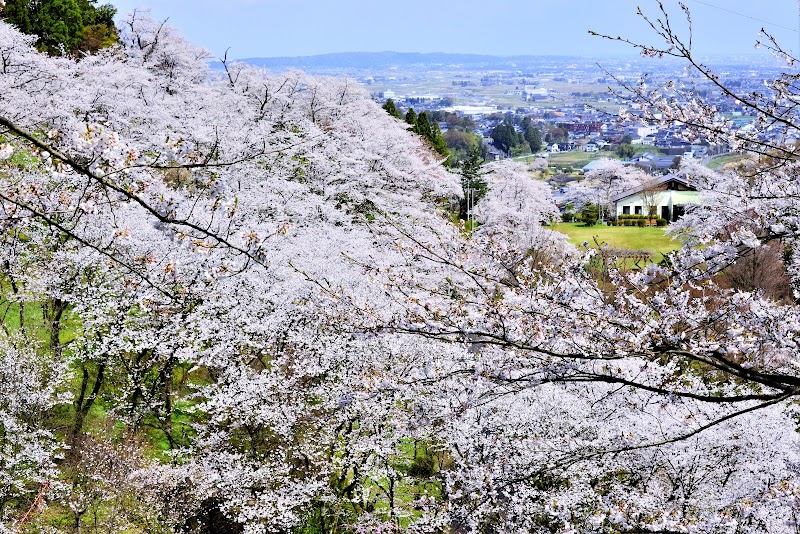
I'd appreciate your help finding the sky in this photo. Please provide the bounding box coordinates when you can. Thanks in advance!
[110,0,800,59]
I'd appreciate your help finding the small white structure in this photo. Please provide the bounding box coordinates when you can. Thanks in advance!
[584,143,599,152]
[628,123,659,138]
[523,86,549,100]
[613,174,698,222]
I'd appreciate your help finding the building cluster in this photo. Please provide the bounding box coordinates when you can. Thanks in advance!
[369,57,787,223]
[372,56,783,163]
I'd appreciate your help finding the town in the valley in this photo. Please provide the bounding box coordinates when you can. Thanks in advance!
[246,51,777,225]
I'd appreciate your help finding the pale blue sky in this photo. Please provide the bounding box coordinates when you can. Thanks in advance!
[111,0,800,58]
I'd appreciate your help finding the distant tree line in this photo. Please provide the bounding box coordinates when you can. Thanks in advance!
[383,98,486,167]
[406,96,454,107]
[1,0,117,55]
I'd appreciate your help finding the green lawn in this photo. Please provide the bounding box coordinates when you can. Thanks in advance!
[550,222,681,262]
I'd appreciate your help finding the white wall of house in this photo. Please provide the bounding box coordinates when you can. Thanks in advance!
[614,190,698,219]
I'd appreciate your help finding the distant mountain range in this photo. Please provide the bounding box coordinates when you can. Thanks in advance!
[226,52,587,71]
[212,51,773,73]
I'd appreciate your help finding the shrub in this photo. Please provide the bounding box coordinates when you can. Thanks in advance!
[656,218,668,227]
[561,212,575,223]
[636,219,646,227]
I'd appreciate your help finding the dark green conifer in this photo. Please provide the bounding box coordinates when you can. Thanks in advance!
[404,108,417,128]
[459,145,487,220]
[382,98,402,119]
[431,121,450,163]
[415,111,433,140]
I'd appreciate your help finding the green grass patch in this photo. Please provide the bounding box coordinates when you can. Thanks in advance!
[511,154,541,164]
[632,144,663,155]
[0,137,43,170]
[550,222,681,262]
[0,300,49,338]
[547,150,618,168]
[707,153,752,170]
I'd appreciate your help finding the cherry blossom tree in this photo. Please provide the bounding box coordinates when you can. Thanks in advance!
[371,3,800,532]
[0,12,463,532]
[3,3,800,533]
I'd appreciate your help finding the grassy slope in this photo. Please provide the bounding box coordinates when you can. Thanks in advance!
[551,222,681,262]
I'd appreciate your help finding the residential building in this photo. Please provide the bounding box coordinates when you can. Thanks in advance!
[612,174,698,222]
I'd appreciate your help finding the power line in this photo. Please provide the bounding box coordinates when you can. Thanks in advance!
[687,0,799,33]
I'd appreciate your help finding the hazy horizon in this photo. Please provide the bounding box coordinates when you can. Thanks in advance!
[112,0,800,60]
[230,50,781,61]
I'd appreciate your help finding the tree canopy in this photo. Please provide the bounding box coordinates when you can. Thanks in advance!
[544,125,568,144]
[0,0,117,54]
[489,118,523,154]
[616,142,636,159]
[523,119,543,153]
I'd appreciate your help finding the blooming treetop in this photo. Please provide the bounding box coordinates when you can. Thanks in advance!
[563,158,651,217]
